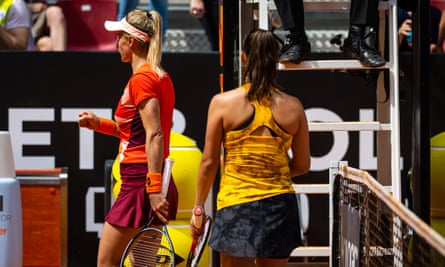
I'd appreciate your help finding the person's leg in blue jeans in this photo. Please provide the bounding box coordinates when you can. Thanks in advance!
[118,0,168,40]
[118,0,140,20]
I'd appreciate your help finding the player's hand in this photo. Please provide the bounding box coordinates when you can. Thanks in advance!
[78,110,100,130]
[149,192,169,224]
[190,215,204,239]
[189,206,204,239]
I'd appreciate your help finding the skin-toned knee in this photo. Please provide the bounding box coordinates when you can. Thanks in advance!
[45,6,65,25]
[35,36,52,51]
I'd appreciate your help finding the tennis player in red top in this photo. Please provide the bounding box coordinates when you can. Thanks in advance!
[78,9,177,267]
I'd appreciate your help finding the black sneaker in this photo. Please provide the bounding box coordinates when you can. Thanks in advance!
[279,34,311,64]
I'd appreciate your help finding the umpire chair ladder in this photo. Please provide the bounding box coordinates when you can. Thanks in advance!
[236,0,401,264]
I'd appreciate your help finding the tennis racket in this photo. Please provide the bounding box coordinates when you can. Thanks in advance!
[186,207,213,267]
[120,158,175,267]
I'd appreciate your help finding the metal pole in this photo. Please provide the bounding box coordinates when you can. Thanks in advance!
[411,0,431,224]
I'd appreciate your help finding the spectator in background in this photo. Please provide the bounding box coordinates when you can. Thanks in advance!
[189,0,219,51]
[398,4,442,53]
[0,0,34,50]
[117,0,168,40]
[25,0,67,51]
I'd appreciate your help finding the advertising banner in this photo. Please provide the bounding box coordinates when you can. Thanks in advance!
[0,51,432,266]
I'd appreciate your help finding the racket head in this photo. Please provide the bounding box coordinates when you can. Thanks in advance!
[186,215,212,267]
[120,226,175,267]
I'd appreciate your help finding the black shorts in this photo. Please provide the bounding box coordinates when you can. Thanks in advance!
[209,193,302,258]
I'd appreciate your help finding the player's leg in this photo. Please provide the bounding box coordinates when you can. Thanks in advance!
[219,252,255,267]
[256,257,288,267]
[97,221,139,267]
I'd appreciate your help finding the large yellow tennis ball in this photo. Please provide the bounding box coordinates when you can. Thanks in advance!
[169,132,203,219]
[159,133,208,266]
[431,131,445,238]
[111,158,121,200]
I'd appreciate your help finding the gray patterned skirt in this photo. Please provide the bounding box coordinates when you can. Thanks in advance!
[209,193,301,258]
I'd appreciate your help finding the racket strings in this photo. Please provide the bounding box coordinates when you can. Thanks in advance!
[124,228,174,267]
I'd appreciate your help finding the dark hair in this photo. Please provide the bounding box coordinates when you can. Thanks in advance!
[242,29,282,103]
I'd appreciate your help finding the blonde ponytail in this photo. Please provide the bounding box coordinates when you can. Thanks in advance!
[146,10,164,78]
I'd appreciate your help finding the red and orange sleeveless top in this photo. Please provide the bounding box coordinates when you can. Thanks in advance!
[114,64,175,167]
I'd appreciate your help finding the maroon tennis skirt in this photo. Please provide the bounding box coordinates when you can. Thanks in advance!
[105,163,178,228]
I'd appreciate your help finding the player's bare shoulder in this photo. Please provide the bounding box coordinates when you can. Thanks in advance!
[210,87,248,109]
[271,90,307,135]
[273,90,305,113]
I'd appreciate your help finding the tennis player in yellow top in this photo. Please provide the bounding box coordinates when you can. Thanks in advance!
[190,29,311,267]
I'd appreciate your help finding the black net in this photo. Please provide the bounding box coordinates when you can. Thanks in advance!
[332,165,445,267]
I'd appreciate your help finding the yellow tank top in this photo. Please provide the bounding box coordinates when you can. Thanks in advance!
[217,84,295,210]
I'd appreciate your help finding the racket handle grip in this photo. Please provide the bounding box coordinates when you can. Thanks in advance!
[161,158,174,197]
[193,206,204,228]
